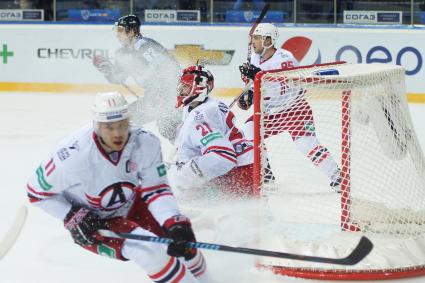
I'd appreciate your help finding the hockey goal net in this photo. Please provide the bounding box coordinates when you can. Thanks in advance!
[253,62,425,280]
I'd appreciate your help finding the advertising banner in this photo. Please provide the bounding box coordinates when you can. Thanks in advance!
[145,10,200,23]
[0,9,44,21]
[343,11,402,24]
[0,24,423,97]
[67,9,120,22]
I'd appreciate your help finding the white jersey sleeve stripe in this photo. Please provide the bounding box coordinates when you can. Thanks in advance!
[141,184,171,193]
[26,184,57,203]
[203,145,237,164]
[140,184,173,205]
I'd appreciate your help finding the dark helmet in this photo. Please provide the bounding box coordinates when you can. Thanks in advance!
[115,14,141,35]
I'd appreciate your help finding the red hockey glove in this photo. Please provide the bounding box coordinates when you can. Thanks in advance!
[237,89,254,110]
[239,63,261,80]
[64,206,107,246]
[162,215,196,260]
[92,55,114,75]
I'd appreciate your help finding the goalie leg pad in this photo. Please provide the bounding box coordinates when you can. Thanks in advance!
[207,164,254,196]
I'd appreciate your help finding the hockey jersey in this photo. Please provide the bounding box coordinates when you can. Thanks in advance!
[172,98,253,187]
[105,36,182,126]
[26,124,179,226]
[250,48,302,114]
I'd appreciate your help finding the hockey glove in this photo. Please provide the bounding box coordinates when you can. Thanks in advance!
[64,206,107,246]
[163,215,196,260]
[239,63,261,80]
[237,89,254,110]
[168,159,205,190]
[92,55,114,75]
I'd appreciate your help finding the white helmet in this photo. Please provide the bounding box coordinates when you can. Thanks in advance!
[92,92,130,123]
[252,23,278,47]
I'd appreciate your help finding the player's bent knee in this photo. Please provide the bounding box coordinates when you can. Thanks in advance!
[121,227,170,272]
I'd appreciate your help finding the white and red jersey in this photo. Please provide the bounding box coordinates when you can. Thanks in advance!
[250,48,301,114]
[174,97,253,183]
[26,124,179,226]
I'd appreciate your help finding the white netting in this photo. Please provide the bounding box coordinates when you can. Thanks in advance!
[255,62,425,278]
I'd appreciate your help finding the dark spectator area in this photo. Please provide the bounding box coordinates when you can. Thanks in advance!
[0,0,424,24]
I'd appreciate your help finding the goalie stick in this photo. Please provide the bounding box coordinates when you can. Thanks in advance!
[0,205,27,260]
[229,3,269,109]
[99,230,373,265]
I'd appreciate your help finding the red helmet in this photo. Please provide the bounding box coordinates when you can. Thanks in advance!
[176,65,214,108]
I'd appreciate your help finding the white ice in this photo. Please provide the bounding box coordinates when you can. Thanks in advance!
[0,92,424,283]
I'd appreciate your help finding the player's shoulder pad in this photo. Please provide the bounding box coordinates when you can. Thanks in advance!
[50,125,93,170]
[130,126,161,148]
[135,37,164,51]
[277,48,296,59]
[204,98,229,117]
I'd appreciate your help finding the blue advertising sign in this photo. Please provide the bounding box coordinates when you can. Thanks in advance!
[226,10,285,23]
[68,9,120,22]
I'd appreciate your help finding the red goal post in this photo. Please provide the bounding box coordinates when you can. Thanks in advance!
[252,62,425,280]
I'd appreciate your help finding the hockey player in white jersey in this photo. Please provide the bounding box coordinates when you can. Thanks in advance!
[26,92,209,283]
[237,23,342,189]
[169,65,254,196]
[92,14,181,141]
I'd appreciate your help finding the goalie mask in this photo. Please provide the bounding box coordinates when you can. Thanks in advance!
[176,65,214,108]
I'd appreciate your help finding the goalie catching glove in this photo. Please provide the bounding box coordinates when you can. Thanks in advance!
[64,206,107,246]
[163,215,197,260]
[92,55,114,75]
[237,89,254,110]
[239,62,261,81]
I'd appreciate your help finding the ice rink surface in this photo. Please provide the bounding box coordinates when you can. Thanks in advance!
[0,92,424,283]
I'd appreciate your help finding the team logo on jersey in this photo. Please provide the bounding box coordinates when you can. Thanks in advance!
[86,182,136,211]
[156,164,167,177]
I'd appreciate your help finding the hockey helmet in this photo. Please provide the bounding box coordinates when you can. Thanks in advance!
[176,65,214,108]
[115,14,141,34]
[92,92,130,123]
[252,23,278,47]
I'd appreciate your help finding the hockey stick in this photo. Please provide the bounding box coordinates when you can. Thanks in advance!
[230,4,269,109]
[247,3,270,63]
[100,230,373,265]
[0,205,27,260]
[121,82,140,99]
[228,80,253,109]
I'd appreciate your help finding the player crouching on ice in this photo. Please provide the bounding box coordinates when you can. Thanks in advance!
[26,92,210,283]
[168,65,255,196]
